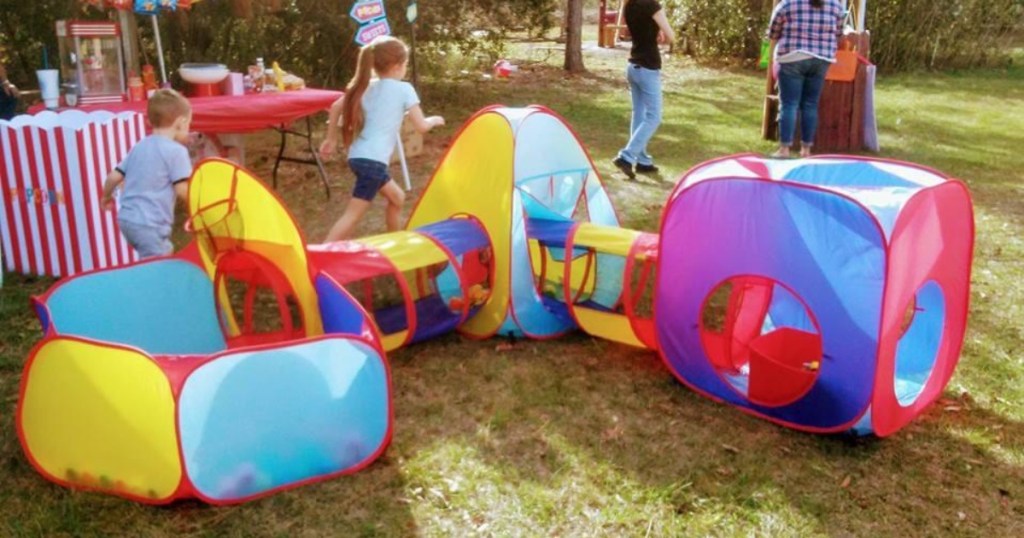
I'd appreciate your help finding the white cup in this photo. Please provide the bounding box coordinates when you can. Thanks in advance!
[36,69,60,110]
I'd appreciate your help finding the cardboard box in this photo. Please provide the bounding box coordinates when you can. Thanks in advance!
[391,115,423,163]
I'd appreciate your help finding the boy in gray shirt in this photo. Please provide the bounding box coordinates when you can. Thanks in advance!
[101,89,193,258]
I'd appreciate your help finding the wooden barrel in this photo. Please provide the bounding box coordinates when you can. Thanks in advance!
[762,32,873,153]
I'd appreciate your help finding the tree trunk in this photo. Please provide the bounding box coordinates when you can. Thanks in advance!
[231,0,254,19]
[564,0,585,73]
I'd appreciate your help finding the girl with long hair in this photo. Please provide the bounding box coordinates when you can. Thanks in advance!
[320,36,445,242]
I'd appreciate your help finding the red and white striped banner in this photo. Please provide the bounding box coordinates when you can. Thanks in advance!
[1,111,144,277]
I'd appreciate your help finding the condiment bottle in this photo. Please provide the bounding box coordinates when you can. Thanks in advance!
[141,64,158,91]
[254,57,266,93]
[128,73,144,101]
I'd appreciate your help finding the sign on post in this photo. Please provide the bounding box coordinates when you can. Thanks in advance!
[350,0,391,46]
[349,0,386,24]
[354,18,392,46]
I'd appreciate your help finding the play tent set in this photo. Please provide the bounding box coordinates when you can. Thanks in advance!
[16,106,974,504]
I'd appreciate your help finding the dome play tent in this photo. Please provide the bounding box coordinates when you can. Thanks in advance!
[407,105,622,340]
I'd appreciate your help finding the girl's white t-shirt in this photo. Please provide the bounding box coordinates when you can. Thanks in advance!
[347,78,420,164]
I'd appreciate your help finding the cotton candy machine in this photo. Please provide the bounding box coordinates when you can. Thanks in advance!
[179,63,229,97]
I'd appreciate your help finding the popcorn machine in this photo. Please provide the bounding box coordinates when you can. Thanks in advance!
[56,20,127,105]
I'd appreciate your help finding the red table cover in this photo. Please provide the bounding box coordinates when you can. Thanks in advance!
[31,89,342,134]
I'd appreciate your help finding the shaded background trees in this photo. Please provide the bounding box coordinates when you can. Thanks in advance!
[0,0,559,89]
[0,0,1021,90]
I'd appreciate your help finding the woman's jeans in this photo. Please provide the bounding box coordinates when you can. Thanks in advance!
[777,58,832,147]
[617,63,662,166]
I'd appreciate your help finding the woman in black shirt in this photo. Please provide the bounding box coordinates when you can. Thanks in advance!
[612,0,675,179]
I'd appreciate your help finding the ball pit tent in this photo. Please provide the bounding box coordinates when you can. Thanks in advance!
[20,161,392,504]
[16,108,974,504]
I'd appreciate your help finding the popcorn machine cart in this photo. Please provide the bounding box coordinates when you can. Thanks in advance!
[56,20,127,105]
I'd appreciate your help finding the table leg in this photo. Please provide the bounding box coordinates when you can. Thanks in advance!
[272,127,287,189]
[272,116,331,199]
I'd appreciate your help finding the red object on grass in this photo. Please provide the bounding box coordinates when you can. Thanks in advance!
[746,328,822,408]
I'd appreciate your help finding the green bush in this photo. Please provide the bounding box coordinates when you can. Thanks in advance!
[661,0,1023,71]
[663,0,769,62]
[869,0,1023,71]
[0,0,80,89]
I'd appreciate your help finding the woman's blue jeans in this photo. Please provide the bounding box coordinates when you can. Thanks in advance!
[618,63,662,166]
[777,58,832,147]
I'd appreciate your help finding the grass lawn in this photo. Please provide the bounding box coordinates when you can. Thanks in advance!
[1,35,1022,536]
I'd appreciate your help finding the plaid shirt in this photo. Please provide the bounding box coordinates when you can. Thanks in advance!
[767,0,846,60]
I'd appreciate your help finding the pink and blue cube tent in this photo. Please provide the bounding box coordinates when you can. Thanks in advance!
[656,155,973,436]
[407,106,620,340]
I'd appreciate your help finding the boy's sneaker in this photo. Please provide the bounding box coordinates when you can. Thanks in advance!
[636,163,659,175]
[612,157,636,179]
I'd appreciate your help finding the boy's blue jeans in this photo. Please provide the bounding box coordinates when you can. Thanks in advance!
[777,58,832,147]
[617,63,662,166]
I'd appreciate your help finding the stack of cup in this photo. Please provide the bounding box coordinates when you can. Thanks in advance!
[36,69,60,110]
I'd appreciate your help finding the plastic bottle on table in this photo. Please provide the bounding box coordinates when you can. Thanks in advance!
[128,73,145,101]
[141,64,158,91]
[254,57,266,93]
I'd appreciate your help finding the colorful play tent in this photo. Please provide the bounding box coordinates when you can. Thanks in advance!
[19,159,393,505]
[309,218,494,352]
[17,108,976,505]
[655,154,973,436]
[407,105,622,340]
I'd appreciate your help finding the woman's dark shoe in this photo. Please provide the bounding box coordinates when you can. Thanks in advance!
[636,163,659,174]
[612,157,636,179]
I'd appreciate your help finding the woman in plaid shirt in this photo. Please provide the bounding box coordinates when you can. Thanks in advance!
[767,0,845,158]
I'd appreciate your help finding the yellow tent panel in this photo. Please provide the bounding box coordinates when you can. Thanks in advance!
[573,223,645,257]
[188,159,323,336]
[20,339,181,500]
[407,111,515,337]
[529,239,597,300]
[567,223,653,348]
[575,308,645,348]
[358,231,450,271]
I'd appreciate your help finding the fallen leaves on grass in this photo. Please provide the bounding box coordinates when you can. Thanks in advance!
[601,424,625,442]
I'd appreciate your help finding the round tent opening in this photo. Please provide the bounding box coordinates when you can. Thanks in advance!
[214,249,305,348]
[894,280,946,407]
[699,276,823,408]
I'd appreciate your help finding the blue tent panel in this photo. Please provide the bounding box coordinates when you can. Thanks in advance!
[44,259,226,355]
[416,218,491,256]
[783,161,920,189]
[179,338,390,502]
[526,217,576,247]
[893,280,945,407]
[317,274,368,337]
